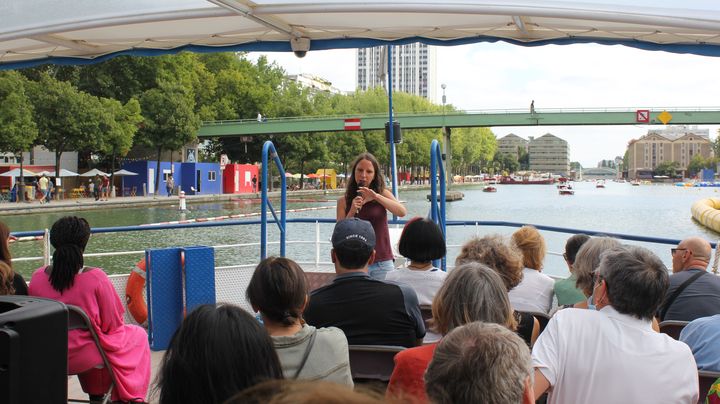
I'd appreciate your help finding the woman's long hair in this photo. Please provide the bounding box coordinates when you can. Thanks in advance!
[49,216,91,293]
[156,304,284,404]
[0,261,15,295]
[343,152,385,214]
[0,221,13,267]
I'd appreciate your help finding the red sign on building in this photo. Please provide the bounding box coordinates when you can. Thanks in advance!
[344,118,361,131]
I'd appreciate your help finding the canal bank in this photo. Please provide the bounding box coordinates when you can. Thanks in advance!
[0,184,446,215]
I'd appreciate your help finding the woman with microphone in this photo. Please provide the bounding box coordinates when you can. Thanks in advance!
[337,152,406,279]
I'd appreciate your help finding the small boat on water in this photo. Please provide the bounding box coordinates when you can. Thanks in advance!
[596,180,606,188]
[482,186,497,193]
[500,173,555,185]
[631,180,641,186]
[558,185,574,195]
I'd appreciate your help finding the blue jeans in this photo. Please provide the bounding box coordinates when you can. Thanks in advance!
[368,260,395,280]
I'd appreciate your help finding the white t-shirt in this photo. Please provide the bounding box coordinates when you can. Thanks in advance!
[508,268,554,314]
[384,266,447,306]
[532,306,698,404]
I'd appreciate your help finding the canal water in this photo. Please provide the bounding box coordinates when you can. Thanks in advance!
[4,181,718,279]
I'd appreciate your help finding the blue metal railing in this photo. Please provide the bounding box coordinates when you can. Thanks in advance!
[429,139,448,270]
[261,141,287,258]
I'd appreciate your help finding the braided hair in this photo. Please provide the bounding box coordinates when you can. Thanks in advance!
[49,216,91,293]
[246,257,308,326]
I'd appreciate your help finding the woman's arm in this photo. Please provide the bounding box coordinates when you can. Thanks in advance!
[357,188,406,217]
[336,195,364,220]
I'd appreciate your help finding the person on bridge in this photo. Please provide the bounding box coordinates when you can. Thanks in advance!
[336,152,406,280]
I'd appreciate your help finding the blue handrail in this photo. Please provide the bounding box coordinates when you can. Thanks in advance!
[429,139,447,270]
[261,141,287,258]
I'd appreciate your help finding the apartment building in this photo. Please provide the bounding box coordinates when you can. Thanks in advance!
[356,43,437,100]
[626,125,713,179]
[497,133,529,158]
[528,133,570,175]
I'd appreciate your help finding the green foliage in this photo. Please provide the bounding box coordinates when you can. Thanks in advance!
[686,155,716,176]
[28,73,107,174]
[655,160,680,177]
[0,71,37,154]
[139,80,200,192]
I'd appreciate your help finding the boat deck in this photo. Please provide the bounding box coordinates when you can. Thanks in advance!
[68,350,165,403]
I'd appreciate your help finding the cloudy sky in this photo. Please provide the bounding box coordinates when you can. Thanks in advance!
[249,41,720,167]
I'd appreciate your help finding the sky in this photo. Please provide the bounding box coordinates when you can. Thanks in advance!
[248,42,720,168]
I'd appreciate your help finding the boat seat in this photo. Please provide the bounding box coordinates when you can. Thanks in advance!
[659,320,689,340]
[348,345,405,383]
[698,370,720,404]
[419,304,433,330]
[66,305,118,404]
[519,310,552,334]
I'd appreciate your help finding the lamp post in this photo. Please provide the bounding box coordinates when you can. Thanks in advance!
[441,84,452,187]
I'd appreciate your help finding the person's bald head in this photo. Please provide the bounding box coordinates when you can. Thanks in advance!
[672,237,711,272]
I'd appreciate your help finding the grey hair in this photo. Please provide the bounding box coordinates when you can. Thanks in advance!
[431,262,515,335]
[574,237,622,297]
[425,322,532,404]
[595,245,669,320]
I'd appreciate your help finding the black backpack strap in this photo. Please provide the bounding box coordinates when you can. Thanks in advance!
[292,328,317,379]
[659,271,706,320]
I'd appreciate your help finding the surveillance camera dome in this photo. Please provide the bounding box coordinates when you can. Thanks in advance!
[291,37,311,59]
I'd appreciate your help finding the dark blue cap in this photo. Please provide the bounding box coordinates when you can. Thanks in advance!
[332,218,376,249]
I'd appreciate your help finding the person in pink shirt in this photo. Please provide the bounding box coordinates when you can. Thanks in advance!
[29,216,150,403]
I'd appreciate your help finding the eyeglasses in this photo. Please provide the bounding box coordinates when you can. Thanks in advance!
[671,248,687,255]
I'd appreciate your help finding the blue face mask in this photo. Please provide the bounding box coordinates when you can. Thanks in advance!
[587,295,596,311]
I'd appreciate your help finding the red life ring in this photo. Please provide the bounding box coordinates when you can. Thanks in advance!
[125,258,147,325]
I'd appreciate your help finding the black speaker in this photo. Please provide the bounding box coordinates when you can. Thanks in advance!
[0,296,67,404]
[384,121,402,143]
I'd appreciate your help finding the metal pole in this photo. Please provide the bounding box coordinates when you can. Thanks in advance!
[387,45,399,205]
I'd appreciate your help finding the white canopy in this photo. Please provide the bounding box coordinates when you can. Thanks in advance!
[2,1,720,70]
[0,168,37,177]
[37,169,80,177]
[79,168,109,177]
[113,169,138,176]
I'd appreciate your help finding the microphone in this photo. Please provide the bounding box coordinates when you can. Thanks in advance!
[356,180,366,214]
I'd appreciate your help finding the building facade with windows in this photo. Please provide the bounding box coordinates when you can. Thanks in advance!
[625,126,712,179]
[356,43,437,100]
[497,133,529,158]
[528,133,570,175]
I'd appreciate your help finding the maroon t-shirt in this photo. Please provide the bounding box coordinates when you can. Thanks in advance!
[357,200,392,263]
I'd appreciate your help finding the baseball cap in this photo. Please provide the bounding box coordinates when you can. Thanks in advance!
[332,218,376,250]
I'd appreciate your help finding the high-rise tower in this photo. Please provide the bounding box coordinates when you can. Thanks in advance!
[356,43,437,101]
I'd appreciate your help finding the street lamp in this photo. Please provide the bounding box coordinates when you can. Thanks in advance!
[440,83,452,187]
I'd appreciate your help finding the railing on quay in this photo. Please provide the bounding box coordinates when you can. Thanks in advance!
[11,217,710,270]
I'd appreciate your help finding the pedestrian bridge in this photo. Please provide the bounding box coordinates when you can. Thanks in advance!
[198,108,720,137]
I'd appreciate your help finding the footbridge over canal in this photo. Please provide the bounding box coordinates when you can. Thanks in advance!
[198,108,720,137]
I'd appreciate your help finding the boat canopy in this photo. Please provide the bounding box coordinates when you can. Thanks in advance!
[3,0,720,70]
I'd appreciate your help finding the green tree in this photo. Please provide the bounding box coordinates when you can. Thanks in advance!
[0,71,37,156]
[138,81,200,194]
[656,161,680,177]
[518,147,530,170]
[98,98,143,176]
[29,74,105,177]
[278,133,329,189]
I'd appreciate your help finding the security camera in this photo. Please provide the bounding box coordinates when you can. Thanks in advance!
[290,37,311,58]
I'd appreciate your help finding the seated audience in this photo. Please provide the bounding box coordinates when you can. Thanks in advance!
[553,234,590,306]
[660,236,720,321]
[0,221,28,295]
[28,216,150,403]
[455,235,539,346]
[532,245,698,403]
[385,217,447,305]
[679,314,720,372]
[572,236,621,309]
[246,256,353,386]
[227,380,386,404]
[425,322,534,404]
[509,226,554,314]
[156,304,283,404]
[304,218,425,347]
[387,262,516,402]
